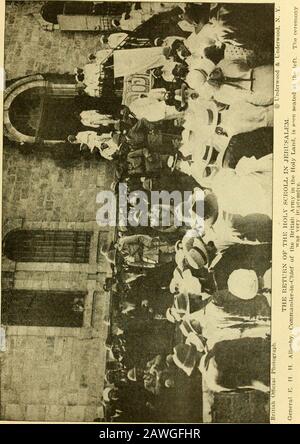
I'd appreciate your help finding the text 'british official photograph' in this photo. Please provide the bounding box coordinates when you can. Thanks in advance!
[1,1,274,423]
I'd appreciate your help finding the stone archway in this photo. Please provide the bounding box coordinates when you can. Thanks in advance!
[4,75,79,145]
[3,75,48,144]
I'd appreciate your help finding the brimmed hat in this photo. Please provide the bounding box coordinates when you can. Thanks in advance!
[112,19,120,28]
[188,99,219,132]
[182,236,209,270]
[173,83,189,108]
[103,387,115,403]
[185,332,207,353]
[100,34,109,45]
[179,318,194,337]
[263,268,272,290]
[142,178,152,191]
[111,411,122,420]
[200,106,219,130]
[110,180,119,193]
[186,70,206,95]
[104,370,114,384]
[67,135,77,144]
[203,191,219,224]
[106,348,115,362]
[227,269,259,300]
[166,307,175,323]
[174,292,190,316]
[172,343,198,376]
[187,58,215,86]
[167,154,178,172]
[175,240,183,252]
[166,307,181,323]
[189,317,204,336]
[127,368,137,382]
[154,37,164,47]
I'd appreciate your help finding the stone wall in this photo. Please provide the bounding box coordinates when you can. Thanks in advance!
[1,333,108,421]
[1,144,115,422]
[1,1,115,422]
[4,1,101,80]
[2,146,113,223]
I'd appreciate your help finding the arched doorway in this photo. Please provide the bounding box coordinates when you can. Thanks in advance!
[4,75,82,145]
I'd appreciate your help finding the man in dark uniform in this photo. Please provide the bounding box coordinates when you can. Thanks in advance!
[210,243,271,318]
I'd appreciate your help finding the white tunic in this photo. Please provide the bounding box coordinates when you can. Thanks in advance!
[80,111,116,128]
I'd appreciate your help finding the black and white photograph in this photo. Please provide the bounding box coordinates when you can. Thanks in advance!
[1,1,275,423]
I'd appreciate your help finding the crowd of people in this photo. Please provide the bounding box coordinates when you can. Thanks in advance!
[67,3,274,422]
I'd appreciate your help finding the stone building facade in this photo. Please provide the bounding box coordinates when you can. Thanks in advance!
[4,1,101,79]
[1,1,116,422]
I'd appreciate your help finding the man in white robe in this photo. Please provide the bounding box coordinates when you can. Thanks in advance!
[186,58,274,106]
